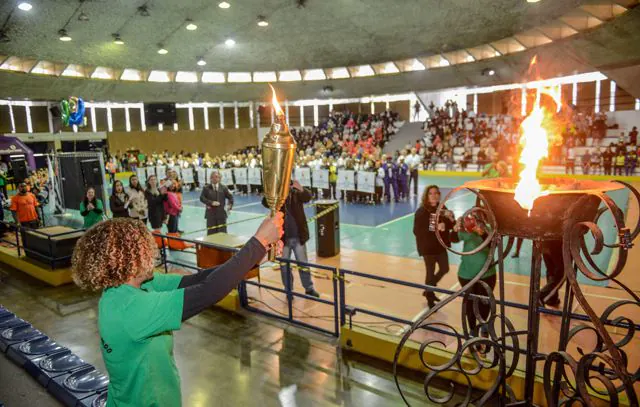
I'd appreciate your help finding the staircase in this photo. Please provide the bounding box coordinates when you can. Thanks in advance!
[383,122,424,154]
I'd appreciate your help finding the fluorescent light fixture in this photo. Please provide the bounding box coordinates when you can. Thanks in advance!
[176,71,198,83]
[201,72,226,83]
[303,69,326,81]
[227,72,252,83]
[121,68,143,81]
[225,38,235,47]
[218,2,231,9]
[253,71,277,82]
[59,29,72,42]
[279,70,302,81]
[148,70,171,82]
[18,2,32,11]
[197,57,206,66]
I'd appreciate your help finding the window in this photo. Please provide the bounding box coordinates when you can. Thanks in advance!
[176,71,198,83]
[121,69,143,81]
[148,70,171,82]
[278,70,302,82]
[201,72,226,83]
[227,72,252,83]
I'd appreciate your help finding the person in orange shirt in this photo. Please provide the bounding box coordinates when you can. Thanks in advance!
[10,182,39,229]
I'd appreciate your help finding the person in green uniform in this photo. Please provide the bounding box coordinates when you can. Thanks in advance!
[71,215,283,407]
[451,212,496,338]
[80,187,104,229]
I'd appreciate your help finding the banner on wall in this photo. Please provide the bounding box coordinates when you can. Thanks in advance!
[312,169,329,190]
[136,167,147,184]
[357,171,375,194]
[337,170,355,191]
[145,167,155,178]
[294,167,312,187]
[205,168,215,183]
[248,167,262,185]
[156,166,166,180]
[197,167,206,185]
[220,169,234,186]
[181,167,194,184]
[233,167,248,185]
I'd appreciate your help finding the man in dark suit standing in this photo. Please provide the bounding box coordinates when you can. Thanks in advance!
[200,171,233,235]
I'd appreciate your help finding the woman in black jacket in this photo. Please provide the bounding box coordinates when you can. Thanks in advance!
[145,175,167,230]
[109,180,130,218]
[413,185,455,308]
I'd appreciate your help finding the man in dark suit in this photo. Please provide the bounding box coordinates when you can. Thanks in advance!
[200,171,233,235]
[262,180,320,298]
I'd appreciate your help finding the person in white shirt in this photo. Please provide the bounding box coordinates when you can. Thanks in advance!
[405,148,421,196]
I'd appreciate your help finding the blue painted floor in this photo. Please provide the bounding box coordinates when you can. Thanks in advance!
[32,174,628,287]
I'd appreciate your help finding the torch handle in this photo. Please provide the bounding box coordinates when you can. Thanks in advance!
[268,209,278,262]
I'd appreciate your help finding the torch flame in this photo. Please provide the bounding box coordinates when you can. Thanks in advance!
[513,86,562,212]
[269,84,285,117]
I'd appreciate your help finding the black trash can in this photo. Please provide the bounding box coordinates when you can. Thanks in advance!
[315,199,340,257]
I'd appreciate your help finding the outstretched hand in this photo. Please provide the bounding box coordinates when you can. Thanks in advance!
[254,212,284,248]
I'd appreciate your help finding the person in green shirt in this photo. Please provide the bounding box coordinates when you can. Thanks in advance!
[80,187,104,229]
[451,213,496,340]
[71,215,283,407]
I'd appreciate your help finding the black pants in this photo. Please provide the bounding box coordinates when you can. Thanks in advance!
[615,165,624,176]
[603,165,612,175]
[541,240,564,304]
[410,169,418,195]
[458,274,497,334]
[423,252,449,298]
[206,217,227,235]
[167,215,179,233]
[330,182,337,199]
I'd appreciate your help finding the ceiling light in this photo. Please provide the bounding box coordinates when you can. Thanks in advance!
[257,16,268,27]
[197,57,206,66]
[59,29,72,42]
[488,69,495,76]
[186,19,197,31]
[112,34,124,45]
[157,44,168,55]
[77,12,89,22]
[218,2,231,9]
[18,2,32,11]
[482,68,496,76]
[225,38,235,47]
[527,0,541,3]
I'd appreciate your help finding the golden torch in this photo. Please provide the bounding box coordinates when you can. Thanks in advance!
[262,85,297,261]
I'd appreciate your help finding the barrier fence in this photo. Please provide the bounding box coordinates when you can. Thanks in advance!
[2,222,638,379]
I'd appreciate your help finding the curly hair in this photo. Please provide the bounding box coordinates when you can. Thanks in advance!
[72,218,157,291]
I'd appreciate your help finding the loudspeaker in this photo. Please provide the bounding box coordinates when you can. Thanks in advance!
[11,159,29,183]
[80,160,102,187]
[23,226,84,268]
[144,103,176,126]
[49,105,61,118]
[315,200,340,257]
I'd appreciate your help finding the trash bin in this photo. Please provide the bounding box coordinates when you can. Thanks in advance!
[315,200,340,257]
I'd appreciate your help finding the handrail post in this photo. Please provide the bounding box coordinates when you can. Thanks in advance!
[338,268,346,327]
[285,259,293,322]
[332,267,339,337]
[15,223,21,257]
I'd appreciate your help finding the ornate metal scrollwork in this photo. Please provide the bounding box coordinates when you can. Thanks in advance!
[394,181,640,407]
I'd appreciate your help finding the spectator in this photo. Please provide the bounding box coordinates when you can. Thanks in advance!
[614,151,625,176]
[625,148,637,176]
[110,180,130,218]
[80,187,104,229]
[602,146,614,176]
[200,171,233,235]
[127,175,148,223]
[582,150,591,175]
[630,126,638,145]
[565,146,576,174]
[413,185,455,308]
[145,175,167,231]
[10,182,39,229]
[163,181,182,234]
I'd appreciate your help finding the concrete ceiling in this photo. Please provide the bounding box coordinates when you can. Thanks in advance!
[0,0,583,72]
[0,1,638,102]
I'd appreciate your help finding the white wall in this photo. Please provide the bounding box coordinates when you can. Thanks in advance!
[607,111,640,134]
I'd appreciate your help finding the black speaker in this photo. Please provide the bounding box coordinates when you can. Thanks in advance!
[144,103,176,126]
[23,226,84,268]
[315,199,340,257]
[49,105,61,118]
[11,159,29,183]
[80,159,103,188]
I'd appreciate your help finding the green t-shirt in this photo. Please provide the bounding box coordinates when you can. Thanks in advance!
[483,163,500,178]
[80,199,104,229]
[457,231,496,280]
[99,273,184,407]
